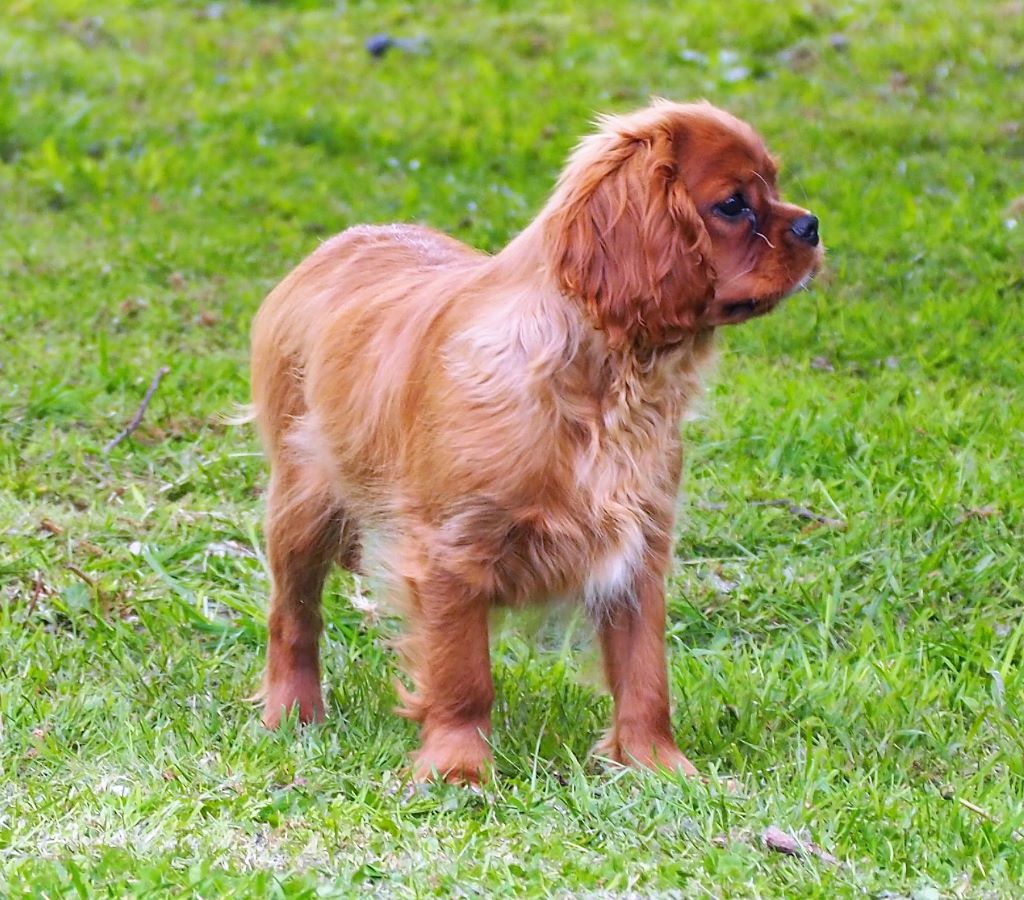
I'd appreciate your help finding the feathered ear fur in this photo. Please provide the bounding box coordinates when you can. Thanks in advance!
[544,110,715,349]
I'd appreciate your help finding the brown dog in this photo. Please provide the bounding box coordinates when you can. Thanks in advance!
[250,100,822,782]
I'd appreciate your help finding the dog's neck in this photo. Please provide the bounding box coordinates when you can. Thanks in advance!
[493,216,715,410]
[497,214,714,351]
[595,331,714,441]
[475,223,714,447]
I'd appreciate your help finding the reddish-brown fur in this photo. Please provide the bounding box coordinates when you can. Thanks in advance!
[250,100,822,782]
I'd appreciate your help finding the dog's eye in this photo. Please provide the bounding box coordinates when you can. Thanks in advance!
[714,193,750,218]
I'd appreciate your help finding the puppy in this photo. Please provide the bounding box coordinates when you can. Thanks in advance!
[250,99,822,782]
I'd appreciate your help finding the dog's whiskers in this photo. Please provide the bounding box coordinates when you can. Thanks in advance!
[750,169,771,190]
[717,264,757,289]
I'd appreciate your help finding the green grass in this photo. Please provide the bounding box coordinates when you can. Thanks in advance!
[2,0,1023,895]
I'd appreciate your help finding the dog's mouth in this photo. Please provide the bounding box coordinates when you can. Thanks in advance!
[723,298,767,319]
[705,269,817,328]
[704,295,780,326]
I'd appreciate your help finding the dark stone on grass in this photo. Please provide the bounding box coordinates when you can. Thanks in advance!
[366,34,393,57]
[365,34,427,58]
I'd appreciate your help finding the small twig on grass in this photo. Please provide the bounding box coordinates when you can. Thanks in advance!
[27,571,48,618]
[945,791,1024,841]
[751,499,847,529]
[66,564,95,588]
[104,366,170,453]
[694,497,846,529]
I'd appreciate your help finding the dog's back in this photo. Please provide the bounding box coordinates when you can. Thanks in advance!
[250,223,484,466]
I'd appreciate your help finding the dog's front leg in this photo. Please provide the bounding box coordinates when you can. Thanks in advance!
[596,555,698,776]
[397,571,494,783]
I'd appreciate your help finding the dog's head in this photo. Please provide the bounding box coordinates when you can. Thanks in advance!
[544,99,823,348]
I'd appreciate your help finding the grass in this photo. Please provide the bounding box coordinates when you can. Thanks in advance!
[1,0,1022,895]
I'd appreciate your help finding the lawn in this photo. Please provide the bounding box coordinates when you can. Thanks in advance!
[1,0,1022,895]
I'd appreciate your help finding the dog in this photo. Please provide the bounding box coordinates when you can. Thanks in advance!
[250,99,822,782]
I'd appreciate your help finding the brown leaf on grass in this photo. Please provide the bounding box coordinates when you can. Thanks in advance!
[119,297,147,317]
[39,518,64,536]
[762,825,841,866]
[956,505,999,523]
[1004,196,1024,217]
[26,725,50,759]
[711,826,840,866]
[167,270,187,290]
[799,520,828,534]
[779,44,818,72]
[889,70,910,90]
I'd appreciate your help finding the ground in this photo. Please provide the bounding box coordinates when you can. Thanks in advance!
[1,0,1022,896]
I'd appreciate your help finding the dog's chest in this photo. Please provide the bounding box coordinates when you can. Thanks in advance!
[569,446,658,617]
[570,365,687,616]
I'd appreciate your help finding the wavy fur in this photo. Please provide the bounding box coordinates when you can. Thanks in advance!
[249,100,822,782]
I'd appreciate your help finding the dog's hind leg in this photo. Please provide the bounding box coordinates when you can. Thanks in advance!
[261,460,359,728]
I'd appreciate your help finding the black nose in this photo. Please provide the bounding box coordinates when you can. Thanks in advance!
[790,214,819,246]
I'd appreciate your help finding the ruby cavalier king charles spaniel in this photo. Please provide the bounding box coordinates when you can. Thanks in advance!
[250,99,822,782]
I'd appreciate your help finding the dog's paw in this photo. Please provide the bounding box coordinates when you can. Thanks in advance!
[411,726,492,784]
[261,673,325,729]
[597,732,699,777]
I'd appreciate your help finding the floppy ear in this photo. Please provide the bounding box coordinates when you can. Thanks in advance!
[545,120,715,349]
